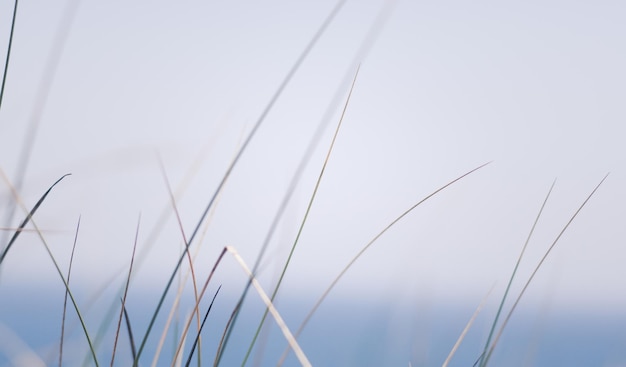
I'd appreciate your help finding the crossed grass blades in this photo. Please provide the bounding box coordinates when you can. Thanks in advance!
[0,1,609,366]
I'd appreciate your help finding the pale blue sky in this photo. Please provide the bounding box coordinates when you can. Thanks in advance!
[1,0,625,316]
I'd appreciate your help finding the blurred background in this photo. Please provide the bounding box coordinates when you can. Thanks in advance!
[0,0,625,366]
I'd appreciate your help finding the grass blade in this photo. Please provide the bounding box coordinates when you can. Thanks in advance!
[441,284,494,367]
[242,64,360,367]
[158,155,204,367]
[0,172,71,266]
[477,179,556,367]
[0,0,19,112]
[226,246,311,367]
[0,0,80,253]
[0,171,99,366]
[216,1,396,362]
[133,0,343,360]
[184,285,221,367]
[277,161,491,366]
[111,215,140,367]
[122,303,138,362]
[170,248,230,365]
[59,216,81,367]
[482,174,609,366]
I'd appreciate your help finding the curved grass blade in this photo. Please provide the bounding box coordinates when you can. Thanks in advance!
[216,1,396,363]
[158,155,204,367]
[184,285,221,367]
[59,216,81,367]
[482,174,609,366]
[111,215,140,367]
[0,0,19,112]
[122,302,137,362]
[0,0,80,253]
[242,64,360,367]
[277,161,491,366]
[476,179,556,367]
[133,0,343,360]
[0,172,71,266]
[0,172,99,366]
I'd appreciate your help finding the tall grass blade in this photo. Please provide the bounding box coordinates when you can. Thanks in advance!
[170,248,229,365]
[242,64,360,367]
[122,303,138,362]
[134,0,343,361]
[0,0,80,253]
[482,173,609,366]
[0,172,99,366]
[277,161,491,366]
[0,172,71,266]
[477,179,556,367]
[59,216,81,367]
[0,0,18,113]
[111,215,140,367]
[158,155,204,367]
[184,285,221,367]
[216,2,396,363]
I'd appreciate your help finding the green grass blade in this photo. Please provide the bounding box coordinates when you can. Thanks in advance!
[122,302,138,362]
[482,174,609,366]
[59,216,81,367]
[0,0,18,113]
[111,215,140,367]
[241,64,360,367]
[477,179,556,367]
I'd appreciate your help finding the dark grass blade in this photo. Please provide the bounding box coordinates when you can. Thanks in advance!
[0,0,80,253]
[59,216,81,367]
[122,302,138,362]
[171,247,229,364]
[133,0,346,362]
[476,179,557,367]
[184,285,221,367]
[111,215,140,367]
[215,2,395,362]
[481,174,609,366]
[0,0,18,112]
[242,65,360,367]
[0,173,71,266]
[276,161,491,366]
[1,172,99,366]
